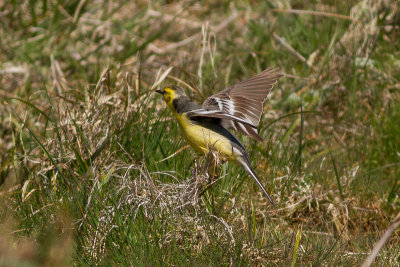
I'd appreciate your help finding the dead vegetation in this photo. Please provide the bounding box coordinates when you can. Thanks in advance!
[1,0,400,265]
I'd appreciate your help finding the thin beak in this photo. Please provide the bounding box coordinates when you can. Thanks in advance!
[156,89,164,95]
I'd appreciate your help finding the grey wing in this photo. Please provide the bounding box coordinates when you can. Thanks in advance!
[202,68,282,141]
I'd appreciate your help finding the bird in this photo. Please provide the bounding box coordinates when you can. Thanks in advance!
[156,68,282,205]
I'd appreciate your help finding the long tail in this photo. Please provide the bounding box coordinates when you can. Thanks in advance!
[237,156,275,206]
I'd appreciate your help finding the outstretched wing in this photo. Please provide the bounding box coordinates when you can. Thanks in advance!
[202,68,282,141]
[186,109,256,128]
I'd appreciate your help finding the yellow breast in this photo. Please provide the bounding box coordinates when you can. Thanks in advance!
[174,113,239,161]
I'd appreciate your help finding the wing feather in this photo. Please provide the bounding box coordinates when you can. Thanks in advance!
[186,109,256,128]
[202,68,282,140]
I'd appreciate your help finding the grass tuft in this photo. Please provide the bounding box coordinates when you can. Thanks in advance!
[1,0,400,265]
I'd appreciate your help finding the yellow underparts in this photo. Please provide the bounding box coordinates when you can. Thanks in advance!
[173,112,241,162]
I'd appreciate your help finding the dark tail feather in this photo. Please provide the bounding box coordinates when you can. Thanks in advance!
[237,157,275,206]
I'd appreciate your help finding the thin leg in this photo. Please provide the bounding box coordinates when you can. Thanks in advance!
[199,155,223,197]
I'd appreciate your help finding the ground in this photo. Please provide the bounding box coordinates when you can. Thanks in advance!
[1,0,400,266]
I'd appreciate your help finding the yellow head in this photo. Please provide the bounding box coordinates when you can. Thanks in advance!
[156,85,187,112]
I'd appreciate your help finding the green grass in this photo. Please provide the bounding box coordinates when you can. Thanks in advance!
[1,0,400,266]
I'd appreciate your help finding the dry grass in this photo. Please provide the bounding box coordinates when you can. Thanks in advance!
[1,0,400,265]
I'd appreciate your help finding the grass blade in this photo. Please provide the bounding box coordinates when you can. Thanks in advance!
[330,153,344,201]
[291,225,302,267]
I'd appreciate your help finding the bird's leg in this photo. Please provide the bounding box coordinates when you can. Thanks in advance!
[209,153,219,183]
[203,150,219,183]
[192,155,209,196]
[199,151,222,197]
[192,156,200,177]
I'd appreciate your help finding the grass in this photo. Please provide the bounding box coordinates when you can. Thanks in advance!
[1,0,400,265]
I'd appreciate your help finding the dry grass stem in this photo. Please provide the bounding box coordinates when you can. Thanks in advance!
[272,8,355,21]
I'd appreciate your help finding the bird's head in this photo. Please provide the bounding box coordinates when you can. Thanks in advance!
[156,85,187,110]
